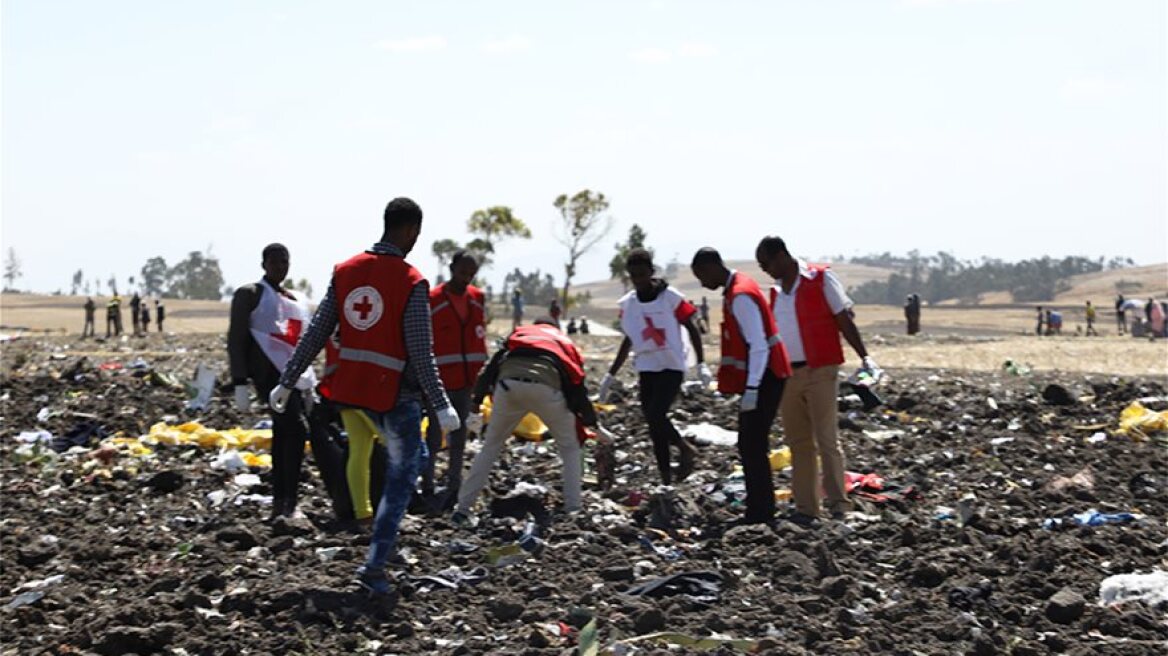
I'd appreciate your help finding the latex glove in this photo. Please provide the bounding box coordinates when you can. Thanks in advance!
[269,384,292,414]
[740,387,759,412]
[233,385,250,412]
[436,405,461,433]
[597,373,615,403]
[465,412,484,434]
[697,363,713,388]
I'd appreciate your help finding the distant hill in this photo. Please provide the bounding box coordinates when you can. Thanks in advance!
[953,263,1167,306]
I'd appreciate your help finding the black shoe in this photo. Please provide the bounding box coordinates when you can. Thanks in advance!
[785,512,821,528]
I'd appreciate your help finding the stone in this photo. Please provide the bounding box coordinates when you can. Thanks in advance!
[1045,588,1086,625]
[633,608,666,634]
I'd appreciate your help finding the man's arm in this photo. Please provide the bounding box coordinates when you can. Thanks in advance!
[822,270,868,361]
[228,285,260,385]
[732,295,768,388]
[472,348,508,406]
[683,317,705,365]
[403,281,451,412]
[835,311,869,360]
[279,281,338,388]
[607,337,633,375]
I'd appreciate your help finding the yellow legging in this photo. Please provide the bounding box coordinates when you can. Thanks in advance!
[341,409,382,520]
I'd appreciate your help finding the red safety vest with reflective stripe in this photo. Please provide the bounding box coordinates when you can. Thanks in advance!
[317,329,341,401]
[329,252,423,412]
[429,283,488,391]
[770,265,846,368]
[720,272,792,394]
[506,324,586,385]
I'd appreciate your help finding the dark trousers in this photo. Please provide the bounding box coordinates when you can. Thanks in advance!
[83,317,95,337]
[267,389,309,510]
[638,370,684,482]
[737,370,785,523]
[423,387,473,499]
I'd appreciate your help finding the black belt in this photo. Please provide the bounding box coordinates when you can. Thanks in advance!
[790,361,807,369]
[504,377,543,385]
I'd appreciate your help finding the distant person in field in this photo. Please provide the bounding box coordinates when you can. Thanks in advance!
[106,294,123,337]
[566,317,578,334]
[140,300,151,334]
[155,299,166,332]
[699,296,711,333]
[1047,309,1062,335]
[1150,298,1165,340]
[1035,306,1045,336]
[904,294,921,335]
[511,289,525,330]
[1115,294,1126,335]
[83,297,96,337]
[548,297,563,327]
[129,293,142,336]
[1085,301,1098,336]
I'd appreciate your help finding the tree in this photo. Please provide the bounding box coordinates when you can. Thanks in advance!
[285,278,314,299]
[608,223,651,289]
[464,238,495,268]
[141,257,170,297]
[3,248,22,290]
[168,250,226,300]
[502,268,558,306]
[107,274,118,296]
[467,206,531,268]
[553,189,613,307]
[432,239,463,272]
[71,270,84,295]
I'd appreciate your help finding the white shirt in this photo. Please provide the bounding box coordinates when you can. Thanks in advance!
[726,270,769,388]
[770,261,852,363]
[618,285,693,373]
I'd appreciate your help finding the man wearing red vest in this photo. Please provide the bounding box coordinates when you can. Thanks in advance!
[691,247,792,525]
[756,236,878,524]
[422,250,488,508]
[451,318,598,525]
[270,197,460,597]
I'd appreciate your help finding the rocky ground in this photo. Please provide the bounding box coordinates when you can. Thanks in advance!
[1,334,1166,655]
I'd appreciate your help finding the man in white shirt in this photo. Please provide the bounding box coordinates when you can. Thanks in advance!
[756,236,877,522]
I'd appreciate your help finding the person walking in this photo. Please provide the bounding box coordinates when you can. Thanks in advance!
[691,247,791,525]
[228,244,320,520]
[511,289,525,330]
[83,297,96,337]
[1115,294,1127,335]
[129,293,142,336]
[757,236,878,523]
[452,319,598,525]
[155,299,166,332]
[271,197,459,597]
[422,250,488,509]
[1085,301,1098,336]
[599,248,707,484]
[549,297,563,327]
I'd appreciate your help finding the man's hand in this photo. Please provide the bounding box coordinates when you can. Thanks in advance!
[269,385,292,414]
[465,412,484,434]
[233,385,250,412]
[437,406,461,433]
[740,387,759,412]
[597,373,615,403]
[697,363,713,388]
[862,356,880,374]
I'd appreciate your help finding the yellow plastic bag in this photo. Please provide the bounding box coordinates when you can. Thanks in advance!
[1117,401,1168,440]
[143,422,274,451]
[769,446,792,470]
[480,396,549,441]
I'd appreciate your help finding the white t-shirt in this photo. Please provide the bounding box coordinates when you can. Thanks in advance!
[725,271,771,388]
[770,261,852,363]
[619,284,696,373]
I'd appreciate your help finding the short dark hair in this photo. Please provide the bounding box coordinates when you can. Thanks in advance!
[691,247,723,268]
[756,236,789,259]
[533,316,558,327]
[625,248,654,270]
[262,243,288,261]
[384,197,423,233]
[450,250,478,268]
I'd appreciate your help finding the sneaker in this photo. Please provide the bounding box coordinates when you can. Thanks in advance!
[356,566,392,596]
[450,510,473,529]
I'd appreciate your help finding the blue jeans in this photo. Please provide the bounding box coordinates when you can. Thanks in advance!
[362,399,425,570]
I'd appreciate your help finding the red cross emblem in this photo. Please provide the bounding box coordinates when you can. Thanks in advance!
[641,316,667,347]
[353,295,374,320]
[271,318,302,347]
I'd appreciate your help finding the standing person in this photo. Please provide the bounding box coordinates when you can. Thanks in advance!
[140,300,151,334]
[1035,306,1045,336]
[549,297,563,327]
[422,251,487,508]
[129,293,142,336]
[106,294,122,337]
[1150,298,1164,340]
[511,289,525,330]
[1115,294,1126,335]
[699,297,711,334]
[83,297,96,337]
[270,198,459,596]
[1085,301,1098,336]
[452,319,597,524]
[904,294,922,335]
[757,237,877,523]
[598,248,707,484]
[691,247,791,525]
[155,299,166,333]
[228,244,319,520]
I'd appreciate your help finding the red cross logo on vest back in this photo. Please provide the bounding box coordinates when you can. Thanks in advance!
[271,318,303,347]
[641,316,667,348]
[343,285,384,331]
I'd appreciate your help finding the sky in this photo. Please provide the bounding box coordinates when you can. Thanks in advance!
[3,0,1166,299]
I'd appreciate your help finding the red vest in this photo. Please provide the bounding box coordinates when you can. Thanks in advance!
[720,272,792,394]
[429,283,488,391]
[317,328,341,401]
[771,265,846,368]
[506,324,585,385]
[328,252,424,412]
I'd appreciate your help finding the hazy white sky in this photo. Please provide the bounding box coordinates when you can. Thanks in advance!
[3,0,1165,298]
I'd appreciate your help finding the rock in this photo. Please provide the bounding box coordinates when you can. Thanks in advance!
[1045,588,1086,625]
[814,542,841,578]
[773,551,817,580]
[144,470,184,494]
[633,607,667,634]
[270,515,314,538]
[723,523,776,547]
[93,625,174,655]
[600,565,635,582]
[181,591,213,609]
[147,577,182,595]
[487,596,524,622]
[893,395,918,411]
[911,563,947,588]
[196,573,226,593]
[1041,384,1076,406]
[821,575,853,599]
[216,525,259,550]
[267,535,296,553]
[526,628,551,648]
[17,543,57,567]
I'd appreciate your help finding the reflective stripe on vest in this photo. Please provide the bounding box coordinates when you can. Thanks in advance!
[720,356,747,370]
[430,301,450,316]
[434,353,489,366]
[338,347,406,371]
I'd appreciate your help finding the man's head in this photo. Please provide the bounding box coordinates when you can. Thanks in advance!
[533,316,558,327]
[447,250,480,293]
[382,197,424,255]
[262,243,290,284]
[625,248,655,294]
[755,235,796,280]
[691,247,727,290]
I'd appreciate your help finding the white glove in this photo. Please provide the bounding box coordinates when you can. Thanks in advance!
[437,406,461,433]
[697,363,713,388]
[233,385,250,412]
[465,412,484,434]
[862,356,879,373]
[598,373,615,403]
[268,384,292,414]
[740,387,759,412]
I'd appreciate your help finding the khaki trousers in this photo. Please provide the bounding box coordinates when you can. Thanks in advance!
[780,364,851,517]
[457,380,582,513]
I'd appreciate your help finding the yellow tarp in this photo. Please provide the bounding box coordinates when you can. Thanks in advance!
[1116,401,1168,440]
[144,421,273,450]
